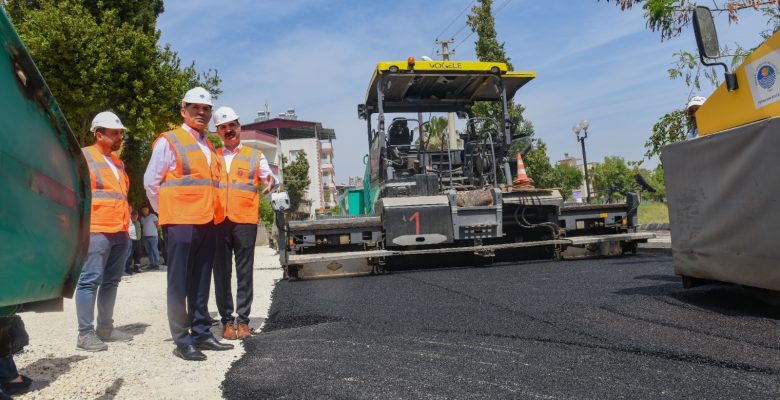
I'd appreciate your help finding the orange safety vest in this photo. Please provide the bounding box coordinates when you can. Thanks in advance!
[217,145,263,224]
[81,145,130,233]
[154,127,224,226]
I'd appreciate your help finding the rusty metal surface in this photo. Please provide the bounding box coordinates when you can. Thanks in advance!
[455,189,494,207]
[561,203,629,213]
[561,241,625,259]
[503,188,556,195]
[562,233,654,260]
[501,189,563,207]
[287,240,567,264]
[286,232,654,265]
[568,232,654,244]
[287,258,375,279]
[287,216,382,232]
[381,195,449,207]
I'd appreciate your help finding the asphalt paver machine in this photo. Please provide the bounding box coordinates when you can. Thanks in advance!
[273,59,652,279]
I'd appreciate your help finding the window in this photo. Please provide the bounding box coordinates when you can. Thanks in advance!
[289,150,300,160]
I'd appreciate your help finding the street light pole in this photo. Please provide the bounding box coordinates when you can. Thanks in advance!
[572,120,591,203]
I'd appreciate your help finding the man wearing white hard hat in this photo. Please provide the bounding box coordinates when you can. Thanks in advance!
[143,87,233,361]
[75,111,133,352]
[686,96,706,139]
[212,106,277,340]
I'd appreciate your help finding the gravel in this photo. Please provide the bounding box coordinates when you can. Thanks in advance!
[13,246,282,400]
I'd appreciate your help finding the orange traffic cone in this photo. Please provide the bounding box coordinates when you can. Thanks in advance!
[513,152,534,190]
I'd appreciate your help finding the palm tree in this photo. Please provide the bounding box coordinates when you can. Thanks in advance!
[418,116,449,150]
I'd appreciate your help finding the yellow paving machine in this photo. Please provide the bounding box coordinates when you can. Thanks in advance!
[273,58,653,279]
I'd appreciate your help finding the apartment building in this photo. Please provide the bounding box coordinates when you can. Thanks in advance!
[241,108,336,217]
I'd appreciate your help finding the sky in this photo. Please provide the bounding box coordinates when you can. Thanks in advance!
[157,0,768,182]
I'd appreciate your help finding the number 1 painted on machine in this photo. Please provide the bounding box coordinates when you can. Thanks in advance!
[409,211,420,235]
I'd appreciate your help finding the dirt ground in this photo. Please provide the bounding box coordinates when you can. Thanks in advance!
[13,246,282,400]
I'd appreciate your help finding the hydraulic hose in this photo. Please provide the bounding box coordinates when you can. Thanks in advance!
[513,205,561,239]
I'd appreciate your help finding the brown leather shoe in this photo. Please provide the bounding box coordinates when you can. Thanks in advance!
[222,322,238,340]
[236,323,251,339]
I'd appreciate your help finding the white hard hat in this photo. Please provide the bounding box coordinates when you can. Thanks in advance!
[90,111,125,132]
[213,106,240,126]
[182,86,213,106]
[687,96,706,109]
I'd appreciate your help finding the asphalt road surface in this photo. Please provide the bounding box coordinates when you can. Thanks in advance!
[224,250,780,399]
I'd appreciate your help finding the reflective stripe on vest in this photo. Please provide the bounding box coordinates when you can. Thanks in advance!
[82,146,129,233]
[82,150,129,201]
[156,128,223,225]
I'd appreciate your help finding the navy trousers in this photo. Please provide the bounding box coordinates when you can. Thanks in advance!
[163,223,216,346]
[213,221,257,324]
[0,355,18,382]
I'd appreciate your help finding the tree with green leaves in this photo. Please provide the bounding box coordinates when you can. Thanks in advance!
[258,197,274,230]
[589,156,634,202]
[649,164,666,201]
[5,0,165,32]
[603,1,778,41]
[420,116,448,150]
[603,0,779,160]
[5,0,221,207]
[606,0,778,91]
[550,163,585,201]
[466,0,534,138]
[283,151,311,214]
[207,134,223,149]
[636,164,667,202]
[524,139,553,188]
[524,139,584,201]
[643,109,689,160]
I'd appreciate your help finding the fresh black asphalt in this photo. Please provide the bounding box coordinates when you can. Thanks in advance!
[223,250,780,399]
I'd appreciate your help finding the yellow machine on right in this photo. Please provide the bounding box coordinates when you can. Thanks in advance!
[664,6,780,293]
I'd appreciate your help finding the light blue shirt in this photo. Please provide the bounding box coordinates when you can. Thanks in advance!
[140,214,158,237]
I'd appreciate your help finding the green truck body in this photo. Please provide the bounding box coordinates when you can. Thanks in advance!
[0,9,90,315]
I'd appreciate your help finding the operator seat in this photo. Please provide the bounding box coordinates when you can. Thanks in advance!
[387,118,412,147]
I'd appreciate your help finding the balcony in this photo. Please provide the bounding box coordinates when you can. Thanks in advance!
[320,141,333,153]
[320,158,334,172]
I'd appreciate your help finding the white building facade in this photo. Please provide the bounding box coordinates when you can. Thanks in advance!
[241,111,336,218]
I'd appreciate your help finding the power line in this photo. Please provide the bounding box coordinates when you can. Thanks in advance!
[434,0,476,42]
[495,0,512,13]
[431,0,475,56]
[448,15,473,42]
[452,0,513,52]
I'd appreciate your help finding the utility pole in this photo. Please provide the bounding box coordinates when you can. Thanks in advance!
[436,38,459,150]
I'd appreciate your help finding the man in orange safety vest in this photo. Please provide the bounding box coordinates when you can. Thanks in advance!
[75,111,133,352]
[212,106,276,340]
[143,87,234,361]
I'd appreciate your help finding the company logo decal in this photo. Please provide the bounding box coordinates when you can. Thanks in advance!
[756,63,777,90]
